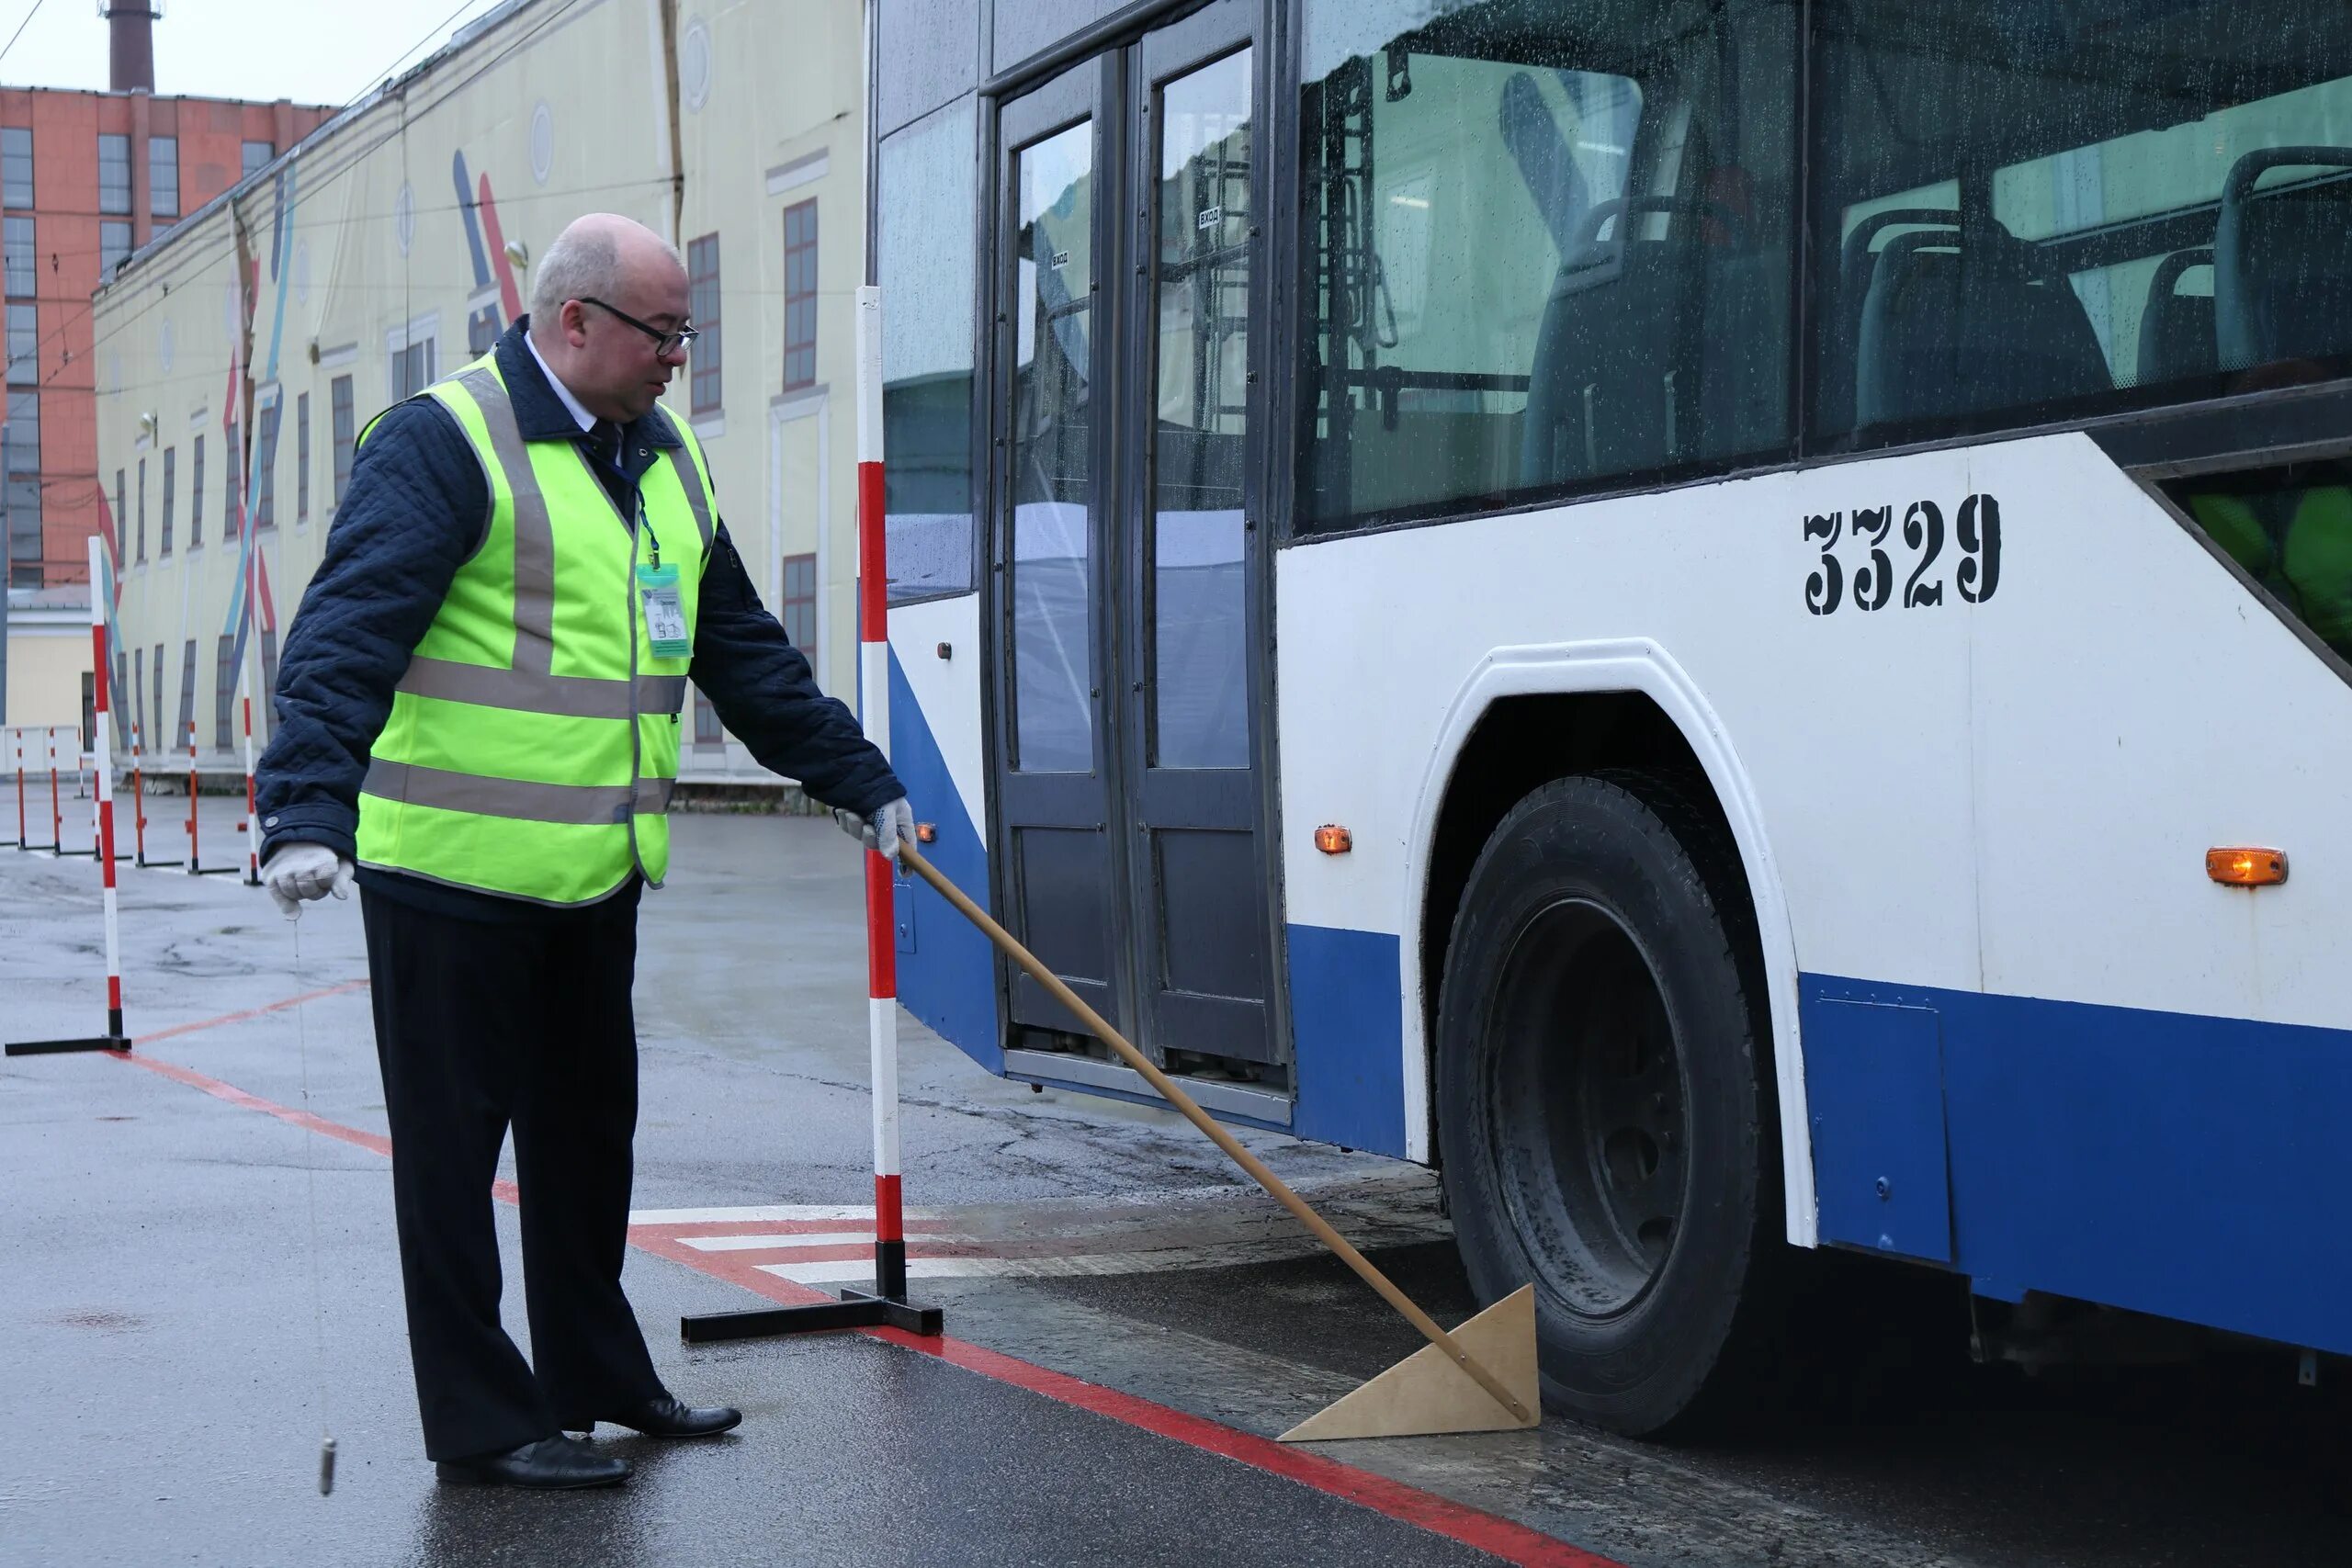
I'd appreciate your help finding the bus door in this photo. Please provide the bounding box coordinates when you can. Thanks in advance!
[989,0,1282,1082]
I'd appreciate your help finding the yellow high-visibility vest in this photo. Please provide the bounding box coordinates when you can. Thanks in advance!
[356,350,717,904]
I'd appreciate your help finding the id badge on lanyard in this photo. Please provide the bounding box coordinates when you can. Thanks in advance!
[634,502,692,659]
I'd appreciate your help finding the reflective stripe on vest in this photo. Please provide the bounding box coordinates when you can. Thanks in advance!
[356,350,711,905]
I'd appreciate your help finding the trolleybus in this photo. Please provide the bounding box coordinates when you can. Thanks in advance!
[869,0,2352,1431]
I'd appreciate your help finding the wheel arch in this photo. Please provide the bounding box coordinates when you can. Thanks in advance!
[1400,638,1817,1247]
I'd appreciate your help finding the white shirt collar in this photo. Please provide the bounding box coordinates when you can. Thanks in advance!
[525,330,598,434]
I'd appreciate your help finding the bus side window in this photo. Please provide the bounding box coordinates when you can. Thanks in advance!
[1294,0,1798,535]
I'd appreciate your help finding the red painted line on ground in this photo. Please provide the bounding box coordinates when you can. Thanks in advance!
[113,1051,393,1159]
[110,1035,1621,1568]
[130,980,372,1048]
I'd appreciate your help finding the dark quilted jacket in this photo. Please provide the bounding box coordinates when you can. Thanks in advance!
[254,320,902,889]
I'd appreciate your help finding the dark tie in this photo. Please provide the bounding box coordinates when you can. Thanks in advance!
[583,419,631,512]
[585,418,623,470]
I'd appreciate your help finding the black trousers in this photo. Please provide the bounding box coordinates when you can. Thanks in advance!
[360,884,666,1461]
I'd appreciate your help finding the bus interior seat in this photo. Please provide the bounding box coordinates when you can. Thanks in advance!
[2135,247,2214,386]
[1854,223,2111,431]
[1822,209,1959,432]
[2214,146,2352,372]
[1520,197,1783,487]
[1498,70,1592,258]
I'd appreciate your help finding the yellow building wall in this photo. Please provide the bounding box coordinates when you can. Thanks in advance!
[5,623,87,729]
[96,0,867,785]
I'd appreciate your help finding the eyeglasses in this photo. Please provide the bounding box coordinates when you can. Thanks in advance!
[578,297,700,357]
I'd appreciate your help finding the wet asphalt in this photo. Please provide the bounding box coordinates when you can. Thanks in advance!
[3,805,2349,1566]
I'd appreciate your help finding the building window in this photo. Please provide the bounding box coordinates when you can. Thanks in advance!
[213,635,235,750]
[136,457,146,561]
[150,642,164,750]
[688,231,721,412]
[114,468,125,550]
[3,216,31,297]
[693,685,723,747]
[97,133,130,215]
[296,391,310,523]
[188,433,203,546]
[392,341,435,400]
[149,135,178,219]
[783,199,818,390]
[100,220,131,277]
[468,311,497,355]
[6,301,33,384]
[2,389,32,587]
[160,446,174,557]
[330,375,354,505]
[781,551,817,649]
[242,140,273,180]
[0,128,29,209]
[254,400,279,530]
[131,653,143,753]
[224,422,241,537]
[175,639,196,750]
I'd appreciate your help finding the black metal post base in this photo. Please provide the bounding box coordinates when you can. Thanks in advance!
[6,1035,131,1055]
[681,1286,943,1345]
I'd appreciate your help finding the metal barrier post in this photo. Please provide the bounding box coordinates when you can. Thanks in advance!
[6,540,133,1055]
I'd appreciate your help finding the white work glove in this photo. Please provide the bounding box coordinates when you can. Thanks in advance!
[262,842,356,919]
[833,796,913,864]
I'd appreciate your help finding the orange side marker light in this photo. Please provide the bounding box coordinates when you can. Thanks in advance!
[1314,825,1352,855]
[915,822,938,844]
[2207,847,2286,887]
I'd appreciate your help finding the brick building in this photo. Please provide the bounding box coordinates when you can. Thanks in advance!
[2,1,330,589]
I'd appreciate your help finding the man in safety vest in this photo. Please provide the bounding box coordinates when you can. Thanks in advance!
[254,213,912,1490]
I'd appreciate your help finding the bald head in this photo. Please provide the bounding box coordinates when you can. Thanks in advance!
[527,213,693,423]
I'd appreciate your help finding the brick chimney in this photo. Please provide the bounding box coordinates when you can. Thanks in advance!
[103,1,159,96]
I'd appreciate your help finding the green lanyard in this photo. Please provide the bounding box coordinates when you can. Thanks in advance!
[633,496,690,657]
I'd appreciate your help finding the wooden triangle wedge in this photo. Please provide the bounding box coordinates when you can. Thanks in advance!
[1278,1284,1541,1442]
[895,843,1539,1439]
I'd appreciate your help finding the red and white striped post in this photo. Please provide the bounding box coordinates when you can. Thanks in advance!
[854,284,909,1303]
[240,694,260,886]
[130,723,145,863]
[6,538,130,1055]
[186,718,198,872]
[676,285,941,1344]
[9,728,25,848]
[47,723,62,858]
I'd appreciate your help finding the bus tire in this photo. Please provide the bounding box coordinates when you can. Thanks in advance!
[1435,770,1781,1437]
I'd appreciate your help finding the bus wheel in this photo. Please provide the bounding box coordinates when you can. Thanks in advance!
[1435,771,1779,1437]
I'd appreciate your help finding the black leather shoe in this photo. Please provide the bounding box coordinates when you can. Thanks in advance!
[435,1436,628,1489]
[592,1394,741,1438]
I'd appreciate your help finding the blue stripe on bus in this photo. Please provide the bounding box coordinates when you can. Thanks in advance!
[1286,925,1408,1157]
[1802,973,2352,1355]
[888,649,1001,1071]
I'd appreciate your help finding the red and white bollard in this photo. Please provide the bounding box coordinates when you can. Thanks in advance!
[240,694,260,886]
[854,285,910,1302]
[6,537,131,1055]
[677,285,940,1344]
[185,716,235,875]
[8,727,24,848]
[47,723,62,858]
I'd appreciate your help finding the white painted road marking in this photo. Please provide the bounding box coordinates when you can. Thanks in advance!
[629,1171,1452,1286]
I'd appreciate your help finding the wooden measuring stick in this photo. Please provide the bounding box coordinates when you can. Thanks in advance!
[897,842,1532,1426]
